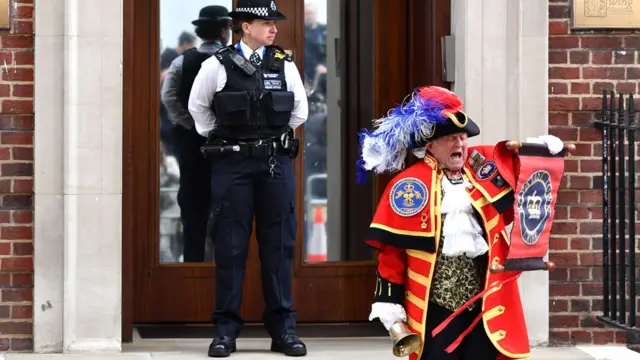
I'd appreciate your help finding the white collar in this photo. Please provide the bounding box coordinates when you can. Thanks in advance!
[239,40,264,60]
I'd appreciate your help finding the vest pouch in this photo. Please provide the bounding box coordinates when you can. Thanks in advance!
[213,91,252,127]
[264,91,294,127]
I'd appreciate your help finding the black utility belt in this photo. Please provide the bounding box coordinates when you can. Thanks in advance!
[201,138,287,157]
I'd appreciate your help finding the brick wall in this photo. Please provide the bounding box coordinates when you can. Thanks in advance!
[548,0,640,345]
[0,0,34,352]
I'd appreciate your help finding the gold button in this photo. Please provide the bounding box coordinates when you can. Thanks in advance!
[498,306,505,312]
[499,330,506,336]
[493,257,500,264]
[494,234,500,241]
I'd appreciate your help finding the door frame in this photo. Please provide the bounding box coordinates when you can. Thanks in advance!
[122,0,451,342]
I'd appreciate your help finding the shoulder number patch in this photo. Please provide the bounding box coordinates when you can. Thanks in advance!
[517,170,553,245]
[389,177,429,217]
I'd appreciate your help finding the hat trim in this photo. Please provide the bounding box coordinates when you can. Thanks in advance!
[444,110,468,128]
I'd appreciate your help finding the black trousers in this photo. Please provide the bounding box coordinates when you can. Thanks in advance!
[208,152,297,340]
[421,302,498,360]
[173,126,211,262]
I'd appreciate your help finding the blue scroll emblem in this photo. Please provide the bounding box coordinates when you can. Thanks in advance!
[517,170,553,245]
[389,177,429,217]
[476,160,498,180]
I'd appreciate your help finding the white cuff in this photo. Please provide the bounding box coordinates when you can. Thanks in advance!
[369,302,407,330]
[526,135,564,155]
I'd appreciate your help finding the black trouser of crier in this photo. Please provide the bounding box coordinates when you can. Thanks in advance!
[173,125,211,262]
[207,149,297,340]
[421,301,498,360]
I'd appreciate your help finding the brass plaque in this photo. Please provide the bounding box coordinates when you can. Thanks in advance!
[572,0,640,29]
[0,0,9,29]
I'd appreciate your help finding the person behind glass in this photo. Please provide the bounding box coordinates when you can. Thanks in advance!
[160,6,232,263]
[188,0,308,357]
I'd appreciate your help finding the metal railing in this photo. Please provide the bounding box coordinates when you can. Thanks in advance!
[594,90,639,341]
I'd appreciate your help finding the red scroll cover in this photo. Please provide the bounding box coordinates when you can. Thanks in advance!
[493,141,567,272]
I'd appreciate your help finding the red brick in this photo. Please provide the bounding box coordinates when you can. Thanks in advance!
[593,331,615,344]
[1,36,33,49]
[549,66,580,79]
[571,298,591,311]
[14,51,33,65]
[549,5,570,19]
[550,299,569,312]
[592,82,614,94]
[11,273,32,286]
[558,189,578,203]
[591,51,613,65]
[550,127,578,141]
[12,85,33,98]
[550,51,568,64]
[571,112,593,126]
[549,113,569,126]
[0,52,13,65]
[1,68,33,82]
[0,257,32,271]
[555,206,569,220]
[0,226,32,240]
[1,132,32,145]
[571,143,592,157]
[550,97,579,111]
[623,36,640,48]
[569,51,590,64]
[14,5,33,19]
[570,82,589,95]
[11,211,31,223]
[579,252,602,266]
[582,282,603,296]
[551,283,580,297]
[549,250,579,266]
[550,82,568,94]
[13,21,33,35]
[581,36,624,49]
[12,147,32,161]
[10,338,32,351]
[11,305,31,319]
[12,242,32,256]
[579,127,600,142]
[569,205,592,219]
[580,160,602,173]
[583,67,626,80]
[1,162,33,176]
[570,269,591,282]
[13,179,32,193]
[1,100,33,114]
[0,243,11,255]
[628,67,640,79]
[550,314,580,328]
[550,267,568,281]
[0,321,31,334]
[550,237,568,250]
[549,21,569,35]
[571,331,593,344]
[614,51,635,64]
[1,288,32,302]
[616,82,637,93]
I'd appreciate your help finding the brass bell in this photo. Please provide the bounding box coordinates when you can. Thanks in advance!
[389,321,422,357]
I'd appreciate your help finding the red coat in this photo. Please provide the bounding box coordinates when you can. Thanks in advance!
[365,146,531,360]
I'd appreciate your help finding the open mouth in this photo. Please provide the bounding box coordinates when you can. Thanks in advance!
[450,152,462,161]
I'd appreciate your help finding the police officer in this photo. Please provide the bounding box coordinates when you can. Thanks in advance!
[161,6,232,262]
[188,0,308,357]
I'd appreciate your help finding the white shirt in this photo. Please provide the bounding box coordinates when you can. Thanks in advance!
[188,40,309,137]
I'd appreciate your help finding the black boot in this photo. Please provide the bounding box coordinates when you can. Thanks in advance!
[271,334,307,357]
[208,335,237,358]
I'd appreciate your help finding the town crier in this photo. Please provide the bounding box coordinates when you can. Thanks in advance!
[356,86,565,360]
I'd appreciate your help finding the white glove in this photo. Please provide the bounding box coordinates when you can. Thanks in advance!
[525,135,564,155]
[369,302,407,330]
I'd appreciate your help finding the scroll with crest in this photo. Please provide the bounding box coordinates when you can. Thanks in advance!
[490,141,574,273]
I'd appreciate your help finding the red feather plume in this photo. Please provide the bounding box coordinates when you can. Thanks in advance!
[417,86,464,114]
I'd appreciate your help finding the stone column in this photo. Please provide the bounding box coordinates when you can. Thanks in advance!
[34,0,123,353]
[451,0,550,346]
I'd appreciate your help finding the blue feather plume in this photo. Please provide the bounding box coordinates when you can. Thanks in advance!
[355,88,451,181]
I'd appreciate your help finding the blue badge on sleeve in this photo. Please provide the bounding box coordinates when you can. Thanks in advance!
[389,177,429,217]
[476,160,498,180]
[517,170,553,245]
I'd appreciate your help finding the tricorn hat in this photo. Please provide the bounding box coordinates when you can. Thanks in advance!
[356,86,480,182]
[229,0,286,20]
[191,5,232,26]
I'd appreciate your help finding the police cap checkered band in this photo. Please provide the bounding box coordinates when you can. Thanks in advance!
[235,7,270,17]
